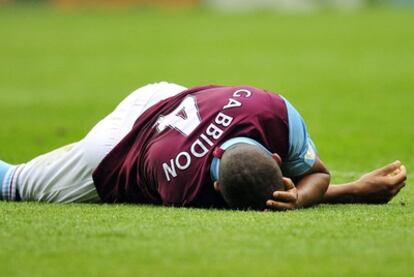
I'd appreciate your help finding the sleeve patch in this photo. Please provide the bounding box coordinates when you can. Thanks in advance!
[281,97,317,177]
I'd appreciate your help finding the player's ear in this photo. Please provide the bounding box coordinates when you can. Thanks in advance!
[272,153,282,165]
[213,181,221,192]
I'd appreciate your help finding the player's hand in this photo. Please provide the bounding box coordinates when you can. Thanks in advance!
[353,160,407,204]
[266,177,301,210]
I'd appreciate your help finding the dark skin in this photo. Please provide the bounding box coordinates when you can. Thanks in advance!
[266,155,330,210]
[214,153,332,210]
[323,160,407,204]
[266,154,407,211]
[213,150,407,211]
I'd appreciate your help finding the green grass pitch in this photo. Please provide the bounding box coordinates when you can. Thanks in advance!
[1,6,414,276]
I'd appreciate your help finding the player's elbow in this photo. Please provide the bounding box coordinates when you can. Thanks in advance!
[320,171,331,193]
[310,170,331,196]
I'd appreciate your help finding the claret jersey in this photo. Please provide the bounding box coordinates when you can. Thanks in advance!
[92,85,316,207]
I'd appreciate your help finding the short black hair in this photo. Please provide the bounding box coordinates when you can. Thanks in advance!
[218,144,284,210]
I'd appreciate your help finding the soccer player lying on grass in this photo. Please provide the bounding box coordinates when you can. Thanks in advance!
[0,82,407,210]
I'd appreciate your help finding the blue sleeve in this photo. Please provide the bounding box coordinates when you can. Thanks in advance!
[280,97,317,177]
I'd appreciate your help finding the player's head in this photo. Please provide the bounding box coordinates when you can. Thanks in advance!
[211,137,284,210]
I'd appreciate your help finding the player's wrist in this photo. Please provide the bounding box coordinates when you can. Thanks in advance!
[344,181,360,203]
[295,191,304,209]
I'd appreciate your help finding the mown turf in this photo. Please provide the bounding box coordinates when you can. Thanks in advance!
[0,6,413,277]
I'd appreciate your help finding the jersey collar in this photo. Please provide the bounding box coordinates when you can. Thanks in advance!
[210,137,273,182]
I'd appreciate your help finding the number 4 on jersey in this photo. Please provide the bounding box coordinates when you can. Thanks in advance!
[155,96,202,136]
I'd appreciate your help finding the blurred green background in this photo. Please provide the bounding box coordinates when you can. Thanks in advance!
[0,1,413,276]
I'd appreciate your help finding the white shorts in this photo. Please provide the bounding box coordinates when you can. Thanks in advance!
[7,82,186,203]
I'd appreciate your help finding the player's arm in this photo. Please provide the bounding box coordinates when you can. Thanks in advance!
[265,97,330,210]
[322,160,407,204]
[266,156,330,210]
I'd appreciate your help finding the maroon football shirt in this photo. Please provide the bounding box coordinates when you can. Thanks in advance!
[92,85,289,208]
